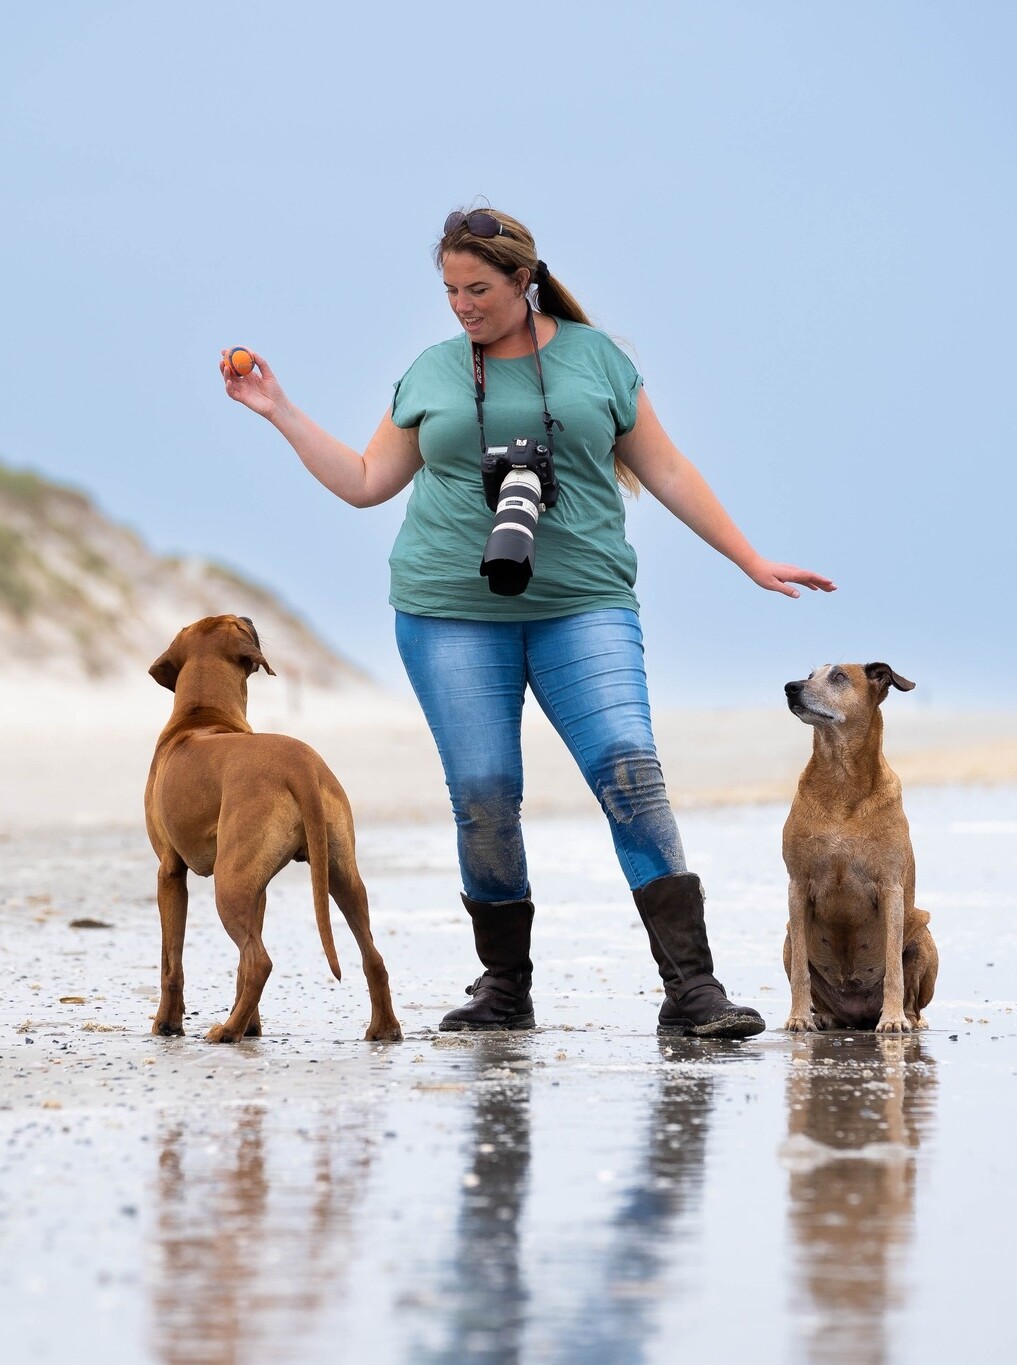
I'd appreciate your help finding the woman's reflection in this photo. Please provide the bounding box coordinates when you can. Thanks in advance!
[419,1035,732,1365]
[416,1035,532,1363]
[555,1037,733,1364]
[782,1034,938,1364]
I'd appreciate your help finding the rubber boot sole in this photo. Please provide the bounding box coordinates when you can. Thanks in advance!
[439,1011,536,1033]
[658,1012,766,1040]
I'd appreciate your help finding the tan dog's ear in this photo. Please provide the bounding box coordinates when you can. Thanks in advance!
[864,662,915,695]
[149,652,180,692]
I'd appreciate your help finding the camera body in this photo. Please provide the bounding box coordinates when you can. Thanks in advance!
[479,438,559,596]
[481,437,559,513]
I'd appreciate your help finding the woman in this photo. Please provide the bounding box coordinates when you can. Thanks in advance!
[222,207,835,1040]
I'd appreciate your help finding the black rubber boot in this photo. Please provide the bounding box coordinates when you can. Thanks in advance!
[633,873,765,1040]
[439,893,536,1032]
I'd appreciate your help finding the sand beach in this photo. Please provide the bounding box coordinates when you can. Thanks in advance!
[2,679,1016,1363]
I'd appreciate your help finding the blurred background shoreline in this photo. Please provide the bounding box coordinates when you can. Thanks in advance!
[3,673,1015,830]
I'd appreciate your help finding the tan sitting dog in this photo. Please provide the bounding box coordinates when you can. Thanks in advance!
[145,614,402,1044]
[782,662,938,1033]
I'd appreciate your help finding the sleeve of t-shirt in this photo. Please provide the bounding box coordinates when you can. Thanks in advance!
[596,332,643,436]
[390,353,426,429]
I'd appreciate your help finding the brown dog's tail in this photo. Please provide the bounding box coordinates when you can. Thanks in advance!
[297,772,342,983]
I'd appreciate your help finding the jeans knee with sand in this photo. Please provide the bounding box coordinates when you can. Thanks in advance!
[395,609,686,901]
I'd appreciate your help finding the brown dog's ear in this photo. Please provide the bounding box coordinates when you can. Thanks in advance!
[234,616,276,678]
[239,647,277,679]
[149,651,180,692]
[864,662,916,695]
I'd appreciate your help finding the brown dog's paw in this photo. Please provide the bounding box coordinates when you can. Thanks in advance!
[365,1019,403,1042]
[152,1020,185,1037]
[205,1023,239,1043]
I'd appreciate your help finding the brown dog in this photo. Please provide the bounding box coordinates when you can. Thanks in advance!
[782,662,938,1033]
[144,614,402,1043]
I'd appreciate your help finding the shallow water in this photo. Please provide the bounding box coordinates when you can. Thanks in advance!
[1,787,1015,1363]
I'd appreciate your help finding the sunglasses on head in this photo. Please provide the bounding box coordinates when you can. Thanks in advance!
[443,210,517,241]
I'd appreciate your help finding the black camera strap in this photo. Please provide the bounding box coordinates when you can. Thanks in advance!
[472,302,563,456]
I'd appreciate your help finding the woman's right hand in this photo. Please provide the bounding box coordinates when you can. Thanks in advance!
[220,349,284,421]
[219,349,423,507]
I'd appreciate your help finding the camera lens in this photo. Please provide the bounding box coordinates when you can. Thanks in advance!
[480,468,543,596]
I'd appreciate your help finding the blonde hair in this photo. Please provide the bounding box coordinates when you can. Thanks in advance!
[436,207,640,495]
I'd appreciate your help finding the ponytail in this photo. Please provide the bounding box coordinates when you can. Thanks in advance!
[533,263,589,326]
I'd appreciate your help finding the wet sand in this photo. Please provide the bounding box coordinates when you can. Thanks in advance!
[2,735,1016,1362]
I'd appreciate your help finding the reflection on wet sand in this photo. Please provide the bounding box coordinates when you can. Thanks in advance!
[149,1101,373,1364]
[781,1035,938,1365]
[413,1036,532,1363]
[414,1036,741,1364]
[554,1038,731,1365]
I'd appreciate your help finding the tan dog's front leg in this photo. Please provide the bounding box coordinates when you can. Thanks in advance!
[784,882,818,1032]
[876,888,910,1033]
[154,855,189,1036]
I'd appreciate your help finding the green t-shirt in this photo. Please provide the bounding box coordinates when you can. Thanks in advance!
[389,318,642,620]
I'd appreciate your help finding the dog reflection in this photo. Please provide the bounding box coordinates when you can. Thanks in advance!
[782,1035,938,1363]
[149,1104,371,1364]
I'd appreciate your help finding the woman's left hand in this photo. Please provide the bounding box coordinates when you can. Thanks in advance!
[744,557,837,598]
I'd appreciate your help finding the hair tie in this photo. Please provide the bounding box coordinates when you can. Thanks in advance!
[535,259,549,281]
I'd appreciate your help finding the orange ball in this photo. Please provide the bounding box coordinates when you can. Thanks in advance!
[226,346,255,377]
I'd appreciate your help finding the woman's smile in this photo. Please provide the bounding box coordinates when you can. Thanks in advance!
[442,249,529,352]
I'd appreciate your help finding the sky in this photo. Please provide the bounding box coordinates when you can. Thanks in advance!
[2,1,1014,707]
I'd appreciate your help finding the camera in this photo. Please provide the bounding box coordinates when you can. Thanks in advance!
[479,438,560,596]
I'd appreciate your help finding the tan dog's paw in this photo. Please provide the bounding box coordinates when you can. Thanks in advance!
[365,1019,403,1042]
[205,1023,239,1043]
[152,1020,185,1037]
[784,1014,819,1032]
[876,1014,912,1033]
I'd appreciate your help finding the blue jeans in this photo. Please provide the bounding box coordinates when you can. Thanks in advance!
[395,609,686,901]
